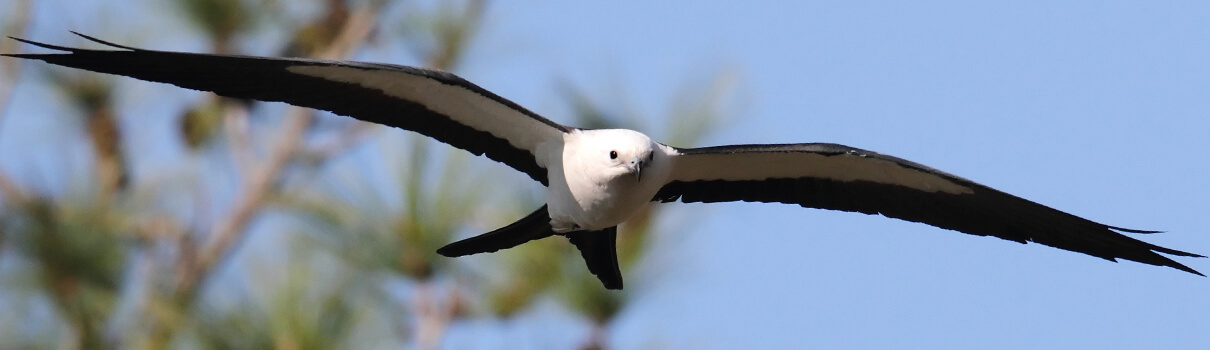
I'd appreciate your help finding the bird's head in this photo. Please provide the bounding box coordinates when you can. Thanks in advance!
[578,129,659,184]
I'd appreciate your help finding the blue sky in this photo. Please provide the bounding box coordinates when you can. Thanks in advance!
[477,1,1210,348]
[3,0,1208,349]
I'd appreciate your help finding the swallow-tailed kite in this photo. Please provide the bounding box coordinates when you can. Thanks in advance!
[5,34,1201,289]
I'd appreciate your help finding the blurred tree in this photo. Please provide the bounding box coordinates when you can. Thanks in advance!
[0,0,31,205]
[44,71,127,202]
[0,1,737,349]
[274,2,492,348]
[148,1,387,349]
[174,0,267,151]
[5,198,130,349]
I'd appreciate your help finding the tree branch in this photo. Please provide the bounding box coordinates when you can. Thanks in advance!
[174,1,383,303]
[0,0,32,208]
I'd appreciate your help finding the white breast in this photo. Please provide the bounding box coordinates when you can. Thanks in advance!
[544,129,673,232]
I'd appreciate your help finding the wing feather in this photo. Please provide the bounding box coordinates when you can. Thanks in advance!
[5,34,567,184]
[656,143,1203,275]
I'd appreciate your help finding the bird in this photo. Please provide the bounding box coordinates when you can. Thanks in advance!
[5,33,1202,290]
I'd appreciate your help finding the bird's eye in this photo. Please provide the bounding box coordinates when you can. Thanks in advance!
[609,150,618,160]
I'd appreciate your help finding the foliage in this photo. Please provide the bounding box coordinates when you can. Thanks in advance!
[0,1,736,349]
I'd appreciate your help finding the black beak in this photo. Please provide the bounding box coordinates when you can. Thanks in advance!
[630,156,644,182]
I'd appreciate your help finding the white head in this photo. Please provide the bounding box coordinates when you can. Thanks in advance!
[571,129,659,184]
[550,128,672,231]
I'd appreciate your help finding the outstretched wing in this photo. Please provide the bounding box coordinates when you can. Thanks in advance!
[5,34,569,184]
[654,143,1203,275]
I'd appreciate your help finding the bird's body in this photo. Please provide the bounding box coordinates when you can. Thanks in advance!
[4,33,1201,290]
[545,129,671,232]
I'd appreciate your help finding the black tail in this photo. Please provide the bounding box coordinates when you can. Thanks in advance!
[437,205,557,257]
[437,205,626,290]
[567,227,624,290]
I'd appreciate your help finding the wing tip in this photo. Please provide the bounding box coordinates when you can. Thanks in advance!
[5,33,138,55]
[1161,260,1204,277]
[1108,225,1164,234]
[1154,246,1205,259]
[1117,247,1205,276]
[1104,223,1204,260]
[1105,225,1204,259]
[6,36,76,53]
[69,31,139,51]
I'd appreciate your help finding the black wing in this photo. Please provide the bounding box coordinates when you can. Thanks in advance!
[655,143,1203,275]
[5,34,569,184]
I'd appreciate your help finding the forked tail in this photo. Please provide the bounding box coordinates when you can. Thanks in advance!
[437,205,625,289]
[437,205,557,257]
